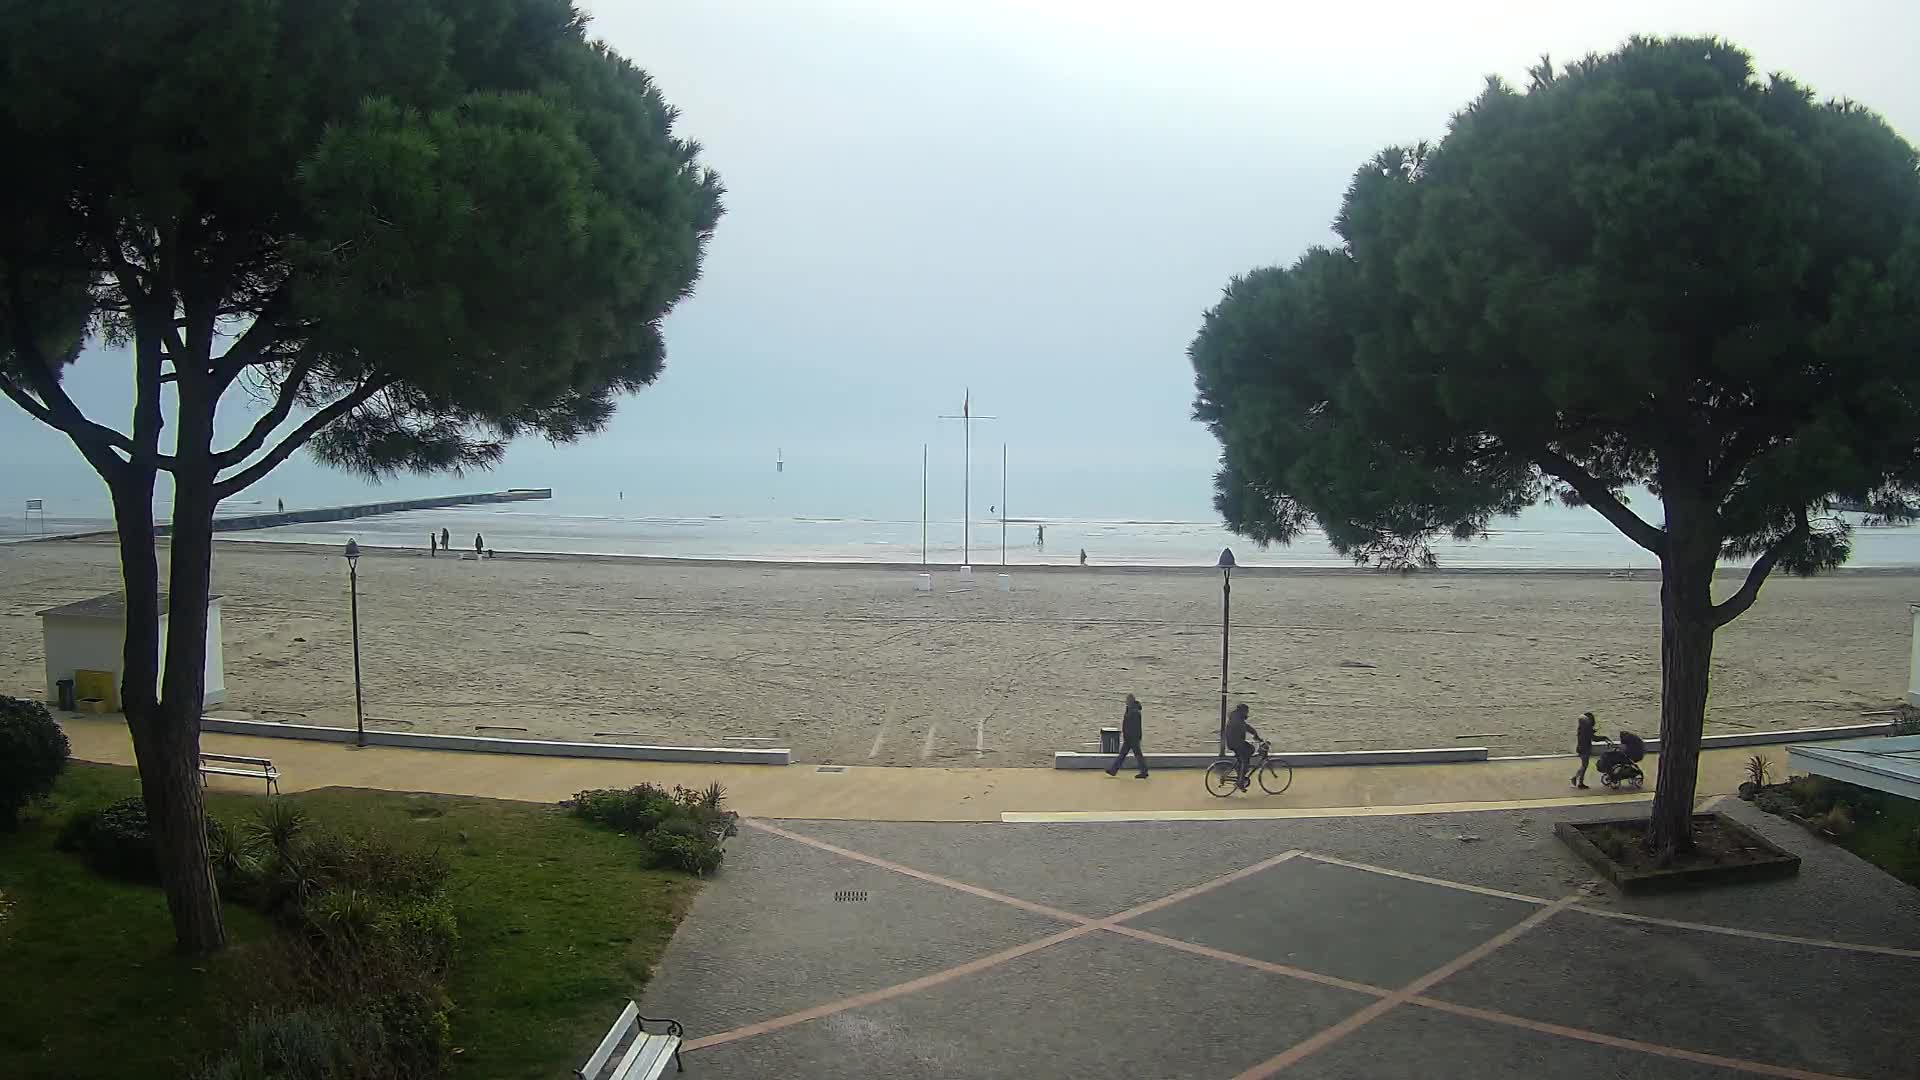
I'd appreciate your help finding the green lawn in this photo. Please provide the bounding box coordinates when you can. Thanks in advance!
[0,764,701,1080]
[1843,791,1920,889]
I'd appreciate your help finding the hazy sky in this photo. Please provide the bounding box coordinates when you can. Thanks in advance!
[6,1,1919,495]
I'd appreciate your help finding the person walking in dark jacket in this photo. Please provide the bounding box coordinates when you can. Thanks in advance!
[474,533,484,555]
[1106,694,1149,778]
[1570,711,1597,789]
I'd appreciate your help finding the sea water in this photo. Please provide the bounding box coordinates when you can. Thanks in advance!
[7,457,1920,569]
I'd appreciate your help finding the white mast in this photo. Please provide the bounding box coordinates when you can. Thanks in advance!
[938,390,995,565]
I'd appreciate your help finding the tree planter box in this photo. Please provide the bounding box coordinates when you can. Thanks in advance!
[1555,813,1800,894]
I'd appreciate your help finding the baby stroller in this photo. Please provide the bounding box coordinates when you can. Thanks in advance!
[1595,730,1646,789]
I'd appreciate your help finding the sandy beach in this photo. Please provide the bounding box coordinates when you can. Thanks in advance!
[0,539,1912,766]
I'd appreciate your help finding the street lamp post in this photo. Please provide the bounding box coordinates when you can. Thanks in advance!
[344,538,365,748]
[1217,547,1235,756]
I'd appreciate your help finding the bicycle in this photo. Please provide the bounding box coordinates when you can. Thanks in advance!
[1205,739,1292,797]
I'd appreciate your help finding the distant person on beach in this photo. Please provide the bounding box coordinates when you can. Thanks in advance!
[1225,703,1261,791]
[1078,548,1087,566]
[276,498,284,513]
[1037,524,1044,547]
[1106,693,1149,778]
[429,534,436,557]
[441,527,450,550]
[474,533,484,554]
[1570,711,1597,789]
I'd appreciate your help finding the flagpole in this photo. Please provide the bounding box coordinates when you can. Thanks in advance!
[921,442,928,565]
[937,390,995,568]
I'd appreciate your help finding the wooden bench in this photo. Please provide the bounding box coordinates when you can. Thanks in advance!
[198,752,279,795]
[577,1001,683,1079]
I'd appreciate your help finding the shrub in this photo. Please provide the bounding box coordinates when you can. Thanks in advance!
[1820,805,1856,838]
[647,815,726,875]
[316,831,450,900]
[195,1008,362,1080]
[1788,775,1836,816]
[568,781,736,874]
[370,986,453,1077]
[208,816,260,895]
[1744,754,1773,789]
[246,800,310,858]
[372,894,460,974]
[568,784,679,834]
[0,696,69,829]
[76,796,159,880]
[65,796,240,885]
[305,887,379,952]
[257,829,450,918]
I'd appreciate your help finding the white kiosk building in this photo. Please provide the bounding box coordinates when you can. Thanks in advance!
[38,592,227,709]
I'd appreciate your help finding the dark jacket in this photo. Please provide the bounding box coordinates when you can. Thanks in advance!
[1225,714,1255,748]
[1121,701,1142,741]
[1575,718,1596,755]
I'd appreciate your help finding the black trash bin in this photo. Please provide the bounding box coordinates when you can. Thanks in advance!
[1099,726,1121,756]
[56,678,76,711]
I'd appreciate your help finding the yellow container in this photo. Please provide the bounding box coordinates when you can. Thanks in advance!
[74,669,118,712]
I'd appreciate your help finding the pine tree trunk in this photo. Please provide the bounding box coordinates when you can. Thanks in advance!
[154,395,227,952]
[130,696,224,951]
[110,463,227,952]
[1648,536,1717,856]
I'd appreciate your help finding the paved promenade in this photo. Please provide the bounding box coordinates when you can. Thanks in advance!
[59,716,1920,1075]
[60,715,1759,822]
[644,805,1920,1078]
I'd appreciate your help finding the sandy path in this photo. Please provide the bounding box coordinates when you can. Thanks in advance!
[0,540,1911,765]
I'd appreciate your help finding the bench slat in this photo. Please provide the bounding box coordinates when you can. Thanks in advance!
[612,1034,677,1080]
[201,753,273,766]
[579,1000,639,1079]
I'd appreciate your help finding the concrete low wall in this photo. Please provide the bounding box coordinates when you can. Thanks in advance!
[1640,722,1894,755]
[197,717,789,765]
[1054,746,1490,770]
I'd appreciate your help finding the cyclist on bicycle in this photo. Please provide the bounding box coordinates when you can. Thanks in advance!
[1225,703,1262,791]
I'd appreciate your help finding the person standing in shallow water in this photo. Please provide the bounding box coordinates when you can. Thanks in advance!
[474,533,484,555]
[1106,694,1149,778]
[441,527,450,551]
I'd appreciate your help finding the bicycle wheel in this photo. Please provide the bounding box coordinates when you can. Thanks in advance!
[1205,760,1239,797]
[1259,758,1293,796]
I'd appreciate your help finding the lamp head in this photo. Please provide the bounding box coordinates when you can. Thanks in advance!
[1217,547,1236,569]
[344,538,360,566]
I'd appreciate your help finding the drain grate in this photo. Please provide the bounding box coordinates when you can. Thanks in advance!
[816,765,848,773]
[834,890,868,903]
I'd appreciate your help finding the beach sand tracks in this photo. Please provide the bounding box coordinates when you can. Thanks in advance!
[0,543,1911,761]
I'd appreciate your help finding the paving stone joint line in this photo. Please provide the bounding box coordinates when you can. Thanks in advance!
[681,819,1899,1079]
[1230,895,1581,1079]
